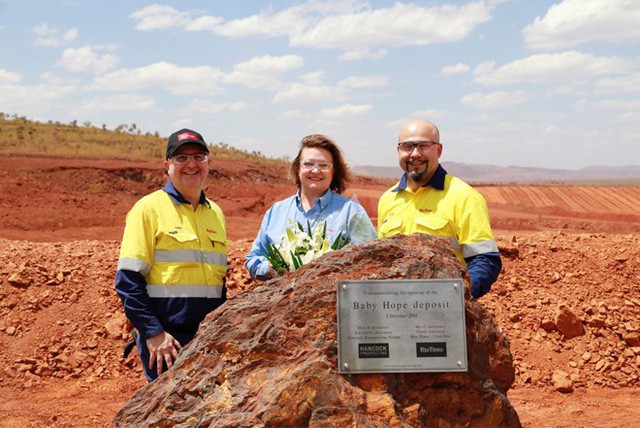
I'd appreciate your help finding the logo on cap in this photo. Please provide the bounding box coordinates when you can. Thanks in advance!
[177,132,199,141]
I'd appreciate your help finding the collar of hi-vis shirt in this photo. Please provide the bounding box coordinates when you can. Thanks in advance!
[294,188,334,212]
[163,180,211,208]
[392,164,447,192]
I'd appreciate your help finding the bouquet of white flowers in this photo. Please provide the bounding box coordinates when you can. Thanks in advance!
[265,220,350,274]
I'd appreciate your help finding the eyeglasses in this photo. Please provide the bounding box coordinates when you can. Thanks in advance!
[300,161,332,171]
[397,141,439,153]
[170,153,209,164]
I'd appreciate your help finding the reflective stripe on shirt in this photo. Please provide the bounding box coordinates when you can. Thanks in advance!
[146,284,224,298]
[117,257,152,276]
[153,249,227,266]
[462,240,499,258]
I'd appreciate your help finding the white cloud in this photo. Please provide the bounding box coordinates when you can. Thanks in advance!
[542,125,561,136]
[594,73,640,94]
[613,112,640,122]
[278,109,308,120]
[291,2,492,51]
[74,94,156,113]
[574,98,640,111]
[338,75,388,89]
[300,71,325,85]
[441,63,470,76]
[92,62,225,96]
[338,48,388,61]
[0,68,21,84]
[130,2,493,57]
[412,109,451,120]
[460,90,529,109]
[474,51,630,86]
[228,102,247,112]
[303,0,369,15]
[319,103,372,118]
[523,0,640,50]
[384,118,407,130]
[33,23,78,47]
[129,4,215,31]
[273,83,343,104]
[187,15,225,31]
[474,61,495,75]
[223,55,304,89]
[0,83,75,113]
[272,74,387,104]
[212,6,309,38]
[130,1,368,38]
[178,99,247,116]
[130,4,300,36]
[39,71,79,85]
[58,46,119,75]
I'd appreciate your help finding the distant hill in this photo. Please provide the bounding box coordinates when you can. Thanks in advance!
[0,113,285,165]
[353,162,640,184]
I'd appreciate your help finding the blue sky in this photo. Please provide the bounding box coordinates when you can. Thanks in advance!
[1,0,639,170]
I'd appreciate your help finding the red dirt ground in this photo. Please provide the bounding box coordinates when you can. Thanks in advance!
[0,155,639,427]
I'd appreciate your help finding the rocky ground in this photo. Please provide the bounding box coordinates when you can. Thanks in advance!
[0,154,639,427]
[1,233,638,427]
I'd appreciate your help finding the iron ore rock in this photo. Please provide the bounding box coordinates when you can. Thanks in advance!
[114,234,520,427]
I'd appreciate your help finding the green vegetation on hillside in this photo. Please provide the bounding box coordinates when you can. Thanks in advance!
[0,113,287,165]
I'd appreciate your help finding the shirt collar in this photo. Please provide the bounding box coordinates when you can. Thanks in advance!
[163,180,210,207]
[295,188,334,210]
[392,164,447,192]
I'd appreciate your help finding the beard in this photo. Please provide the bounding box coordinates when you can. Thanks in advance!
[405,160,429,185]
[408,170,428,183]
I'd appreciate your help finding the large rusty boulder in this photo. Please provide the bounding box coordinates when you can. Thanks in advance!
[114,234,520,427]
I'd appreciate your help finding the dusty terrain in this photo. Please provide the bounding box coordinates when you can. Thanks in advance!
[1,154,639,427]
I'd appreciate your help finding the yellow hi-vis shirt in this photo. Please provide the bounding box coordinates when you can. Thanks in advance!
[117,189,227,299]
[377,171,498,265]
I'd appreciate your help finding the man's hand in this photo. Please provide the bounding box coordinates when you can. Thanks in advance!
[146,331,182,376]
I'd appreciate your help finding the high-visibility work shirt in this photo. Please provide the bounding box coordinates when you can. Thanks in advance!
[378,165,501,298]
[115,181,228,338]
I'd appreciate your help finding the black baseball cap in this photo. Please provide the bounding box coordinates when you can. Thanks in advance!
[166,128,209,159]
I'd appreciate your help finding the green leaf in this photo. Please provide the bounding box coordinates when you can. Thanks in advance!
[291,251,301,270]
[295,253,303,268]
[265,243,289,273]
[331,232,350,250]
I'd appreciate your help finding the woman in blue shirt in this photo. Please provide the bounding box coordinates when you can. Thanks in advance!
[245,134,377,280]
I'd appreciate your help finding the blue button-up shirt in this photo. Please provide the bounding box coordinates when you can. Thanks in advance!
[245,189,377,279]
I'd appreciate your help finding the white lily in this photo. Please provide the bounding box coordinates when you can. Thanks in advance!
[264,220,350,273]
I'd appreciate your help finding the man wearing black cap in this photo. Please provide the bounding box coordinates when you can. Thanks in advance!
[115,128,228,381]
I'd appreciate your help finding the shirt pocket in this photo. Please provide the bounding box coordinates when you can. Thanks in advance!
[378,218,402,236]
[160,231,198,248]
[206,230,228,252]
[415,215,452,237]
[154,231,200,275]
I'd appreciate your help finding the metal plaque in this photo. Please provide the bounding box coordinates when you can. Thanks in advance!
[337,279,467,374]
